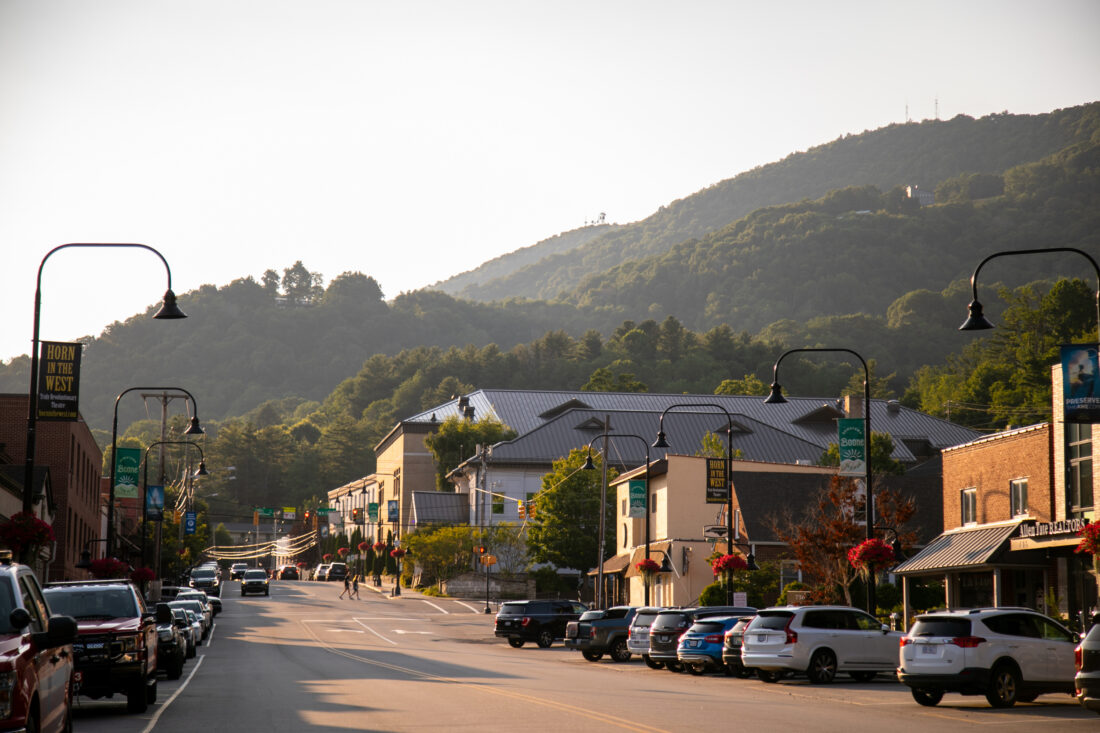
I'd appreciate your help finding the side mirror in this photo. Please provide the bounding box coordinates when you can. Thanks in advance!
[9,607,31,631]
[881,623,891,633]
[32,615,77,649]
[155,603,173,624]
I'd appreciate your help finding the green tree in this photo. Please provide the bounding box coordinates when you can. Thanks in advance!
[213,522,233,548]
[695,431,744,460]
[580,367,648,393]
[714,374,767,396]
[281,261,323,304]
[526,448,618,572]
[423,416,517,491]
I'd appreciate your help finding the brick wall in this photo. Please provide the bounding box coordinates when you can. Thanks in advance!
[941,424,1052,531]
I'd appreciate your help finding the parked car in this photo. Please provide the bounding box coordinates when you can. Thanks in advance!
[564,606,637,662]
[171,608,197,658]
[741,605,902,684]
[278,565,300,580]
[314,564,330,581]
[175,588,220,616]
[721,615,757,677]
[677,615,743,675]
[241,569,270,596]
[155,603,186,680]
[626,607,665,669]
[180,609,204,652]
[229,563,248,580]
[188,567,221,597]
[494,600,588,648]
[1076,621,1100,714]
[0,549,77,733]
[649,606,756,672]
[168,599,211,639]
[898,607,1078,707]
[43,578,162,714]
[326,562,348,582]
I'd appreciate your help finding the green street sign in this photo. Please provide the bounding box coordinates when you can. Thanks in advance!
[368,502,379,522]
[257,507,274,518]
[316,507,332,515]
[113,447,141,499]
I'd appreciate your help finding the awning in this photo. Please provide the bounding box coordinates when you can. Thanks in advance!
[894,521,1026,576]
[592,542,673,578]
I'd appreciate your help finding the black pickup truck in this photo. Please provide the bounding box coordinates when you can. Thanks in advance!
[564,606,637,662]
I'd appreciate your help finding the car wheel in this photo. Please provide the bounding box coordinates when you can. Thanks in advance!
[609,638,632,663]
[911,688,944,707]
[807,649,838,684]
[507,638,525,648]
[757,669,783,683]
[536,630,554,648]
[850,671,876,682]
[643,655,664,670]
[666,660,684,673]
[582,651,603,662]
[168,655,184,680]
[688,662,707,676]
[127,680,149,714]
[985,664,1020,708]
[24,706,38,733]
[147,679,158,704]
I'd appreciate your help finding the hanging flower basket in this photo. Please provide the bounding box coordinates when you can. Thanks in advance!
[372,541,386,553]
[847,538,896,579]
[296,561,308,568]
[357,541,371,553]
[131,567,156,585]
[88,557,130,579]
[322,553,334,562]
[1074,521,1100,574]
[337,547,349,557]
[710,553,748,584]
[389,548,406,559]
[635,557,661,582]
[0,512,55,554]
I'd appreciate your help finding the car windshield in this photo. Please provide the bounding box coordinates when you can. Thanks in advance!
[191,569,216,579]
[910,617,971,637]
[44,586,137,619]
[632,611,660,628]
[747,611,793,631]
[244,570,267,579]
[688,620,726,634]
[579,610,605,621]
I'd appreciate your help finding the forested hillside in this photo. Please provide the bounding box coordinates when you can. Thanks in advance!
[461,104,1098,302]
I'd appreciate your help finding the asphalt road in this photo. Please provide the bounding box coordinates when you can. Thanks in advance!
[73,579,1100,732]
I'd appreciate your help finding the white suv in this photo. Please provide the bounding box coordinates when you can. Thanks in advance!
[898,607,1078,708]
[740,605,902,683]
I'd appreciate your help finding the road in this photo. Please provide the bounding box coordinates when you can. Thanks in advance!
[73,579,1099,732]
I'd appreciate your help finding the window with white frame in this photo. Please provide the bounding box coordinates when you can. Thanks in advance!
[1009,478,1028,517]
[961,487,977,525]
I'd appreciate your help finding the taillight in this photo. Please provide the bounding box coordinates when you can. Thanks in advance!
[590,628,597,639]
[521,617,532,627]
[704,634,723,644]
[900,637,912,647]
[1076,644,1083,672]
[949,636,985,648]
[784,617,798,644]
[628,628,633,638]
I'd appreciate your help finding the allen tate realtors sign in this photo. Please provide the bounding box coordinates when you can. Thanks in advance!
[1017,518,1089,539]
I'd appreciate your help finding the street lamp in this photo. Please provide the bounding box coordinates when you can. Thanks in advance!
[22,244,185,549]
[141,440,207,571]
[108,387,203,558]
[959,246,1100,341]
[582,433,651,605]
[765,347,876,615]
[652,402,737,604]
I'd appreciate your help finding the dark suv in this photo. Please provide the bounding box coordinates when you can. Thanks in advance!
[495,600,588,648]
[0,550,77,733]
[188,567,221,597]
[44,579,164,714]
[648,606,756,672]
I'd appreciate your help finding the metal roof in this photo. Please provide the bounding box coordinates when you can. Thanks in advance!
[410,491,468,526]
[893,521,1024,575]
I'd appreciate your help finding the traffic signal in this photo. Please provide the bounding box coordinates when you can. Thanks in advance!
[476,545,486,555]
[517,502,526,519]
[352,507,362,523]
[303,510,312,523]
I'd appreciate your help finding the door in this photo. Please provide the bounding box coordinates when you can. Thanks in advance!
[847,610,898,669]
[19,574,67,732]
[1033,616,1077,683]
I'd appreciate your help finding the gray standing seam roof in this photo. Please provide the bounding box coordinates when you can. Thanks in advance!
[893,522,1023,575]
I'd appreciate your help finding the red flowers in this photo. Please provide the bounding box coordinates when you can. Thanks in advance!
[322,553,334,562]
[847,538,896,575]
[635,558,661,576]
[296,561,308,568]
[1075,522,1100,556]
[131,567,155,584]
[389,548,406,559]
[357,541,371,552]
[711,553,748,578]
[337,547,349,557]
[372,541,386,552]
[0,512,55,553]
[89,557,130,579]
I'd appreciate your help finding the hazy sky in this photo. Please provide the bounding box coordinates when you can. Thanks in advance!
[2,0,1098,362]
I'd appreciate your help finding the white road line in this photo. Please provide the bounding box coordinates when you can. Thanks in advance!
[417,599,448,614]
[452,600,480,613]
[354,618,398,645]
[206,622,216,645]
[139,654,205,733]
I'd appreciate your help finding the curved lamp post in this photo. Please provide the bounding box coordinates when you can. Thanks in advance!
[582,433,651,605]
[22,244,185,541]
[765,347,876,615]
[959,247,1100,340]
[108,387,203,557]
[652,402,757,605]
[141,440,208,571]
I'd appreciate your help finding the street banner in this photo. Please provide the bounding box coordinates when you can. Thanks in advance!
[114,447,141,499]
[628,480,646,518]
[368,502,379,522]
[184,511,197,535]
[36,341,81,421]
[705,457,728,504]
[1062,344,1100,423]
[145,485,164,520]
[387,500,398,522]
[837,418,867,477]
[282,507,296,520]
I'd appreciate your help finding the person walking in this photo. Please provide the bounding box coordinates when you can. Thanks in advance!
[339,574,351,599]
[351,574,360,600]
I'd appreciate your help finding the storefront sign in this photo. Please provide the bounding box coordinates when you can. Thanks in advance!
[1061,344,1100,423]
[1018,518,1089,539]
[837,418,866,477]
[36,341,81,421]
[628,480,646,517]
[705,458,728,504]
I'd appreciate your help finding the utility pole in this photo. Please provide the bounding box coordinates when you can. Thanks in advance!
[596,415,610,609]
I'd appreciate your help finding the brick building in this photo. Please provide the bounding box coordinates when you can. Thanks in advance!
[0,394,102,581]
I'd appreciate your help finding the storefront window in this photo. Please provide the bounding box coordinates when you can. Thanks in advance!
[1010,478,1028,517]
[1068,422,1093,516]
[961,488,977,525]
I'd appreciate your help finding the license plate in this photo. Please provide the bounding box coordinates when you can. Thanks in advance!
[686,640,698,648]
[756,634,766,643]
[920,644,937,655]
[85,642,104,649]
[658,635,670,642]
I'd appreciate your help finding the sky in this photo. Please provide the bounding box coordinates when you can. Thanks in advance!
[1,0,1098,363]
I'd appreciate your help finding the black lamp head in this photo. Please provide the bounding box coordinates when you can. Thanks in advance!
[194,461,210,477]
[959,300,995,331]
[652,431,670,449]
[153,289,187,319]
[582,452,596,471]
[746,551,759,572]
[890,537,905,563]
[763,382,787,404]
[658,554,673,573]
[184,416,204,435]
[75,549,92,569]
